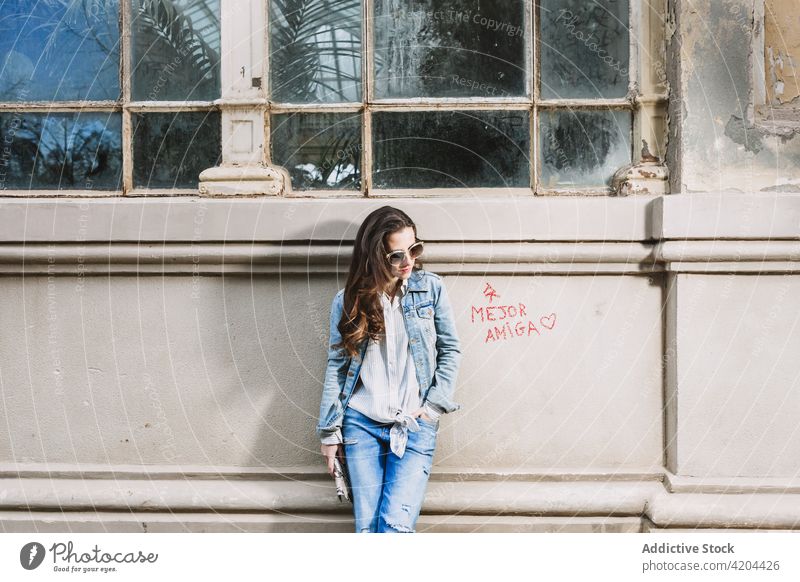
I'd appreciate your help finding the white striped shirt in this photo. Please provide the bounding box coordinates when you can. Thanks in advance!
[321,281,443,455]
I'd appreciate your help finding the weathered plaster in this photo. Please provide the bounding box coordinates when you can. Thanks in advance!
[668,0,800,193]
[665,0,684,194]
[765,0,800,105]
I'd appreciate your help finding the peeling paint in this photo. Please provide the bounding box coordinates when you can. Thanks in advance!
[761,182,800,192]
[665,0,677,41]
[725,115,765,153]
[669,0,800,193]
[765,0,800,105]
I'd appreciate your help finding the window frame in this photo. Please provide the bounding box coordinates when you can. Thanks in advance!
[266,0,663,197]
[0,0,221,197]
[0,0,667,198]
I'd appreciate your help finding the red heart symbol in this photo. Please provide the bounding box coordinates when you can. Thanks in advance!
[540,313,556,330]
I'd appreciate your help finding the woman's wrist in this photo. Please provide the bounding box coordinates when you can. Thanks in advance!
[422,402,444,421]
[320,428,343,445]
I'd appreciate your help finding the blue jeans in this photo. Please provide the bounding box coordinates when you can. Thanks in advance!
[342,406,438,533]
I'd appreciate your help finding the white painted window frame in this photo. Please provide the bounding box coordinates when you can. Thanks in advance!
[0,0,226,197]
[0,0,667,198]
[263,0,669,197]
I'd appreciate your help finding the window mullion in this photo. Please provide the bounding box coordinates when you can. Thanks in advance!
[127,102,220,111]
[121,0,133,195]
[629,0,641,98]
[369,102,531,112]
[370,98,532,107]
[537,99,634,109]
[629,0,640,164]
[532,104,539,193]
[0,102,119,111]
[525,0,534,101]
[363,0,374,196]
[532,0,540,104]
[533,0,540,194]
[269,104,362,113]
[632,0,670,163]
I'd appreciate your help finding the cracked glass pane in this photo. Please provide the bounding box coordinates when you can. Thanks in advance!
[0,112,122,190]
[131,0,221,101]
[0,0,120,101]
[132,111,221,188]
[271,113,362,190]
[270,0,362,103]
[539,0,629,99]
[374,0,527,99]
[539,109,631,188]
[373,110,529,188]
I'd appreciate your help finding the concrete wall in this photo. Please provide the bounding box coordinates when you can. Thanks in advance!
[1,193,799,533]
[2,1,800,533]
[669,273,800,479]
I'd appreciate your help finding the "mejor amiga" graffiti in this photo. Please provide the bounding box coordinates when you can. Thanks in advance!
[471,283,557,343]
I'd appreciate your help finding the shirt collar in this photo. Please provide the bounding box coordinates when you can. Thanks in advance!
[382,279,408,306]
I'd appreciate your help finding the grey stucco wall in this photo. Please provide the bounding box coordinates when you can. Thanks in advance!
[2,2,800,533]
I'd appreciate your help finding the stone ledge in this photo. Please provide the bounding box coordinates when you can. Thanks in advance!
[1,193,798,244]
[0,477,658,515]
[0,196,658,243]
[2,239,798,275]
[0,511,643,533]
[0,241,658,275]
[198,165,285,197]
[654,193,800,240]
[1,476,799,529]
[665,471,800,494]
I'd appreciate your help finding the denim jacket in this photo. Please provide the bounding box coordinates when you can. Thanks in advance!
[317,269,462,442]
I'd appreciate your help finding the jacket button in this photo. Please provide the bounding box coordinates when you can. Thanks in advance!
[347,371,354,377]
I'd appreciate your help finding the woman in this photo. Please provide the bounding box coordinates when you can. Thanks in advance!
[317,206,461,533]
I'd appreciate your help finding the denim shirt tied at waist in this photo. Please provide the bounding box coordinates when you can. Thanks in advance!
[316,269,462,442]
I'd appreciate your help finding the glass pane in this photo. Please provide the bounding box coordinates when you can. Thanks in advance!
[539,109,631,188]
[132,112,221,188]
[0,0,120,101]
[0,112,122,190]
[271,113,361,190]
[374,0,527,99]
[270,0,362,103]
[539,0,629,99]
[131,0,221,101]
[373,110,529,188]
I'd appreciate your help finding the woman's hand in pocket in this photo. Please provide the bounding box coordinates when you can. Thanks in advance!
[412,407,433,423]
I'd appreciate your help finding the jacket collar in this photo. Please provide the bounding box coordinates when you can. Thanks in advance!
[406,268,426,292]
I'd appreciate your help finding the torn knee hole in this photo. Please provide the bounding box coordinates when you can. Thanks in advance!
[384,505,415,532]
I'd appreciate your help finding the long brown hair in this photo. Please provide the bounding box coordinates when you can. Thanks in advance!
[338,206,418,356]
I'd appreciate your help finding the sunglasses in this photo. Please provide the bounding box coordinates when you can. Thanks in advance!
[385,241,424,266]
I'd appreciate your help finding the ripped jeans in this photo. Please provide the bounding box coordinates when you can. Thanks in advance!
[342,406,438,533]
